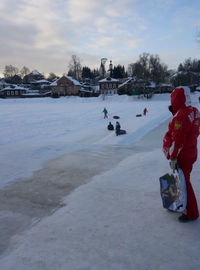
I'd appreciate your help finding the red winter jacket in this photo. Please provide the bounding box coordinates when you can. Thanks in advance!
[163,87,200,160]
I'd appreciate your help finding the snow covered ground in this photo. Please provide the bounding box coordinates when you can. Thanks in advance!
[0,93,200,270]
[0,94,172,188]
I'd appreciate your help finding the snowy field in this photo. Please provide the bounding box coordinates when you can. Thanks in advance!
[0,94,172,187]
[0,93,200,270]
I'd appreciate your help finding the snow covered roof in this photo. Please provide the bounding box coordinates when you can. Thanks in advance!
[159,83,172,87]
[0,80,7,85]
[31,79,49,84]
[98,77,119,83]
[64,75,81,86]
[50,76,81,86]
[21,92,41,96]
[148,81,156,88]
[118,78,133,88]
[1,85,27,91]
[31,71,42,75]
[50,80,58,86]
[80,87,93,93]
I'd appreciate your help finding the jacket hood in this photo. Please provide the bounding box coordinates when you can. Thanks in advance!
[170,86,191,113]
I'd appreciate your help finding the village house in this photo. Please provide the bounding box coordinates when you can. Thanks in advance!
[51,75,81,96]
[0,85,27,98]
[30,79,50,90]
[23,71,45,84]
[79,82,100,97]
[98,77,119,95]
[0,78,7,90]
[118,78,173,96]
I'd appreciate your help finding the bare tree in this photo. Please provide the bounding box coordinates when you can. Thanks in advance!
[128,53,168,83]
[20,66,30,78]
[68,55,82,80]
[3,65,19,78]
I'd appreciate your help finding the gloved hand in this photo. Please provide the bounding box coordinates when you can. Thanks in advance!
[169,158,177,173]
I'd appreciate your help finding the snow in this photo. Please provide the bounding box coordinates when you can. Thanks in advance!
[50,76,81,86]
[0,93,200,270]
[65,75,81,86]
[31,79,49,84]
[0,94,171,187]
[0,85,27,91]
[31,71,42,76]
[50,79,58,86]
[99,77,119,82]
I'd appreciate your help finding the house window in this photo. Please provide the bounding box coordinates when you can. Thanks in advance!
[7,91,10,95]
[11,91,14,95]
[15,90,18,95]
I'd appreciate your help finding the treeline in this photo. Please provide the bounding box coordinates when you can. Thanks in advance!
[2,53,200,86]
[67,55,127,80]
[3,65,58,84]
[127,53,169,84]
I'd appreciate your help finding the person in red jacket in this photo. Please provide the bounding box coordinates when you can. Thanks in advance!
[163,86,200,222]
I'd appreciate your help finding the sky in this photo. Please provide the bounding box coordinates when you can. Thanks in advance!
[0,0,200,76]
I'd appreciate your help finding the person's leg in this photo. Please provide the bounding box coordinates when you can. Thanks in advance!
[178,157,199,220]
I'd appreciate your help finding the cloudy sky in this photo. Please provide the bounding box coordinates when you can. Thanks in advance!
[0,0,200,76]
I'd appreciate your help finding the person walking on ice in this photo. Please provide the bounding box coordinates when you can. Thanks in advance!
[115,121,121,136]
[163,86,200,222]
[102,107,108,119]
[143,107,148,116]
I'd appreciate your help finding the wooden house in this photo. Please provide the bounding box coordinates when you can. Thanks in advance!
[0,85,27,98]
[51,76,81,96]
[98,77,119,95]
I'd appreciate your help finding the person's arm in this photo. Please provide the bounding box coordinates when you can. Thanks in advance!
[169,112,189,159]
[163,130,172,159]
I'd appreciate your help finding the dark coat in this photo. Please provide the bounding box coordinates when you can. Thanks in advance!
[107,123,114,130]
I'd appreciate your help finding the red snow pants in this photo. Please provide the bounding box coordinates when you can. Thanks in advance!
[178,155,199,219]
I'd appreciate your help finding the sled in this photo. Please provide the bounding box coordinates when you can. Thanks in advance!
[159,168,187,212]
[136,114,142,117]
[119,129,126,135]
[113,116,120,119]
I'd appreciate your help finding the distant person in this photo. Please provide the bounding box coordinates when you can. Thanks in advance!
[115,121,121,136]
[143,107,148,116]
[107,122,114,131]
[163,86,200,223]
[102,107,108,119]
